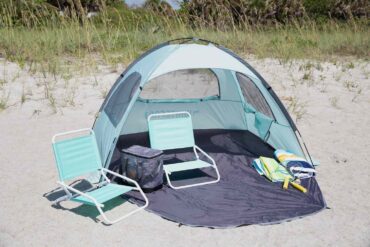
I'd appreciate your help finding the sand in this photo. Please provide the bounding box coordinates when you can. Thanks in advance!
[0,56,369,247]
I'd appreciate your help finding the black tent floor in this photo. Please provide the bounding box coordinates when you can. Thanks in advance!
[111,129,326,228]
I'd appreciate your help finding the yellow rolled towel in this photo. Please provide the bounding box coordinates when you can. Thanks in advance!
[290,181,307,193]
[283,176,289,190]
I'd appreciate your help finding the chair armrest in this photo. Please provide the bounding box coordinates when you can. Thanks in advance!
[101,168,141,191]
[101,168,149,208]
[193,145,216,166]
[57,181,104,207]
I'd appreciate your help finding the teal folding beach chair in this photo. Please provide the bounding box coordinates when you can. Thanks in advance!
[147,111,220,189]
[52,128,148,225]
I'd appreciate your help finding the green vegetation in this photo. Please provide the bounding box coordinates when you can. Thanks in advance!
[0,0,368,74]
[0,90,9,111]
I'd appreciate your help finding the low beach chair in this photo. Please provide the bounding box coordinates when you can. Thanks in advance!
[147,111,220,189]
[52,128,148,225]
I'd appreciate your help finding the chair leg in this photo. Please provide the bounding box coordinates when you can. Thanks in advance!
[53,195,71,205]
[56,181,149,225]
[165,165,221,190]
[52,186,73,205]
[96,185,149,225]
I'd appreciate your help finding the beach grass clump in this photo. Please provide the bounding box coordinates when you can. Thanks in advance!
[0,91,9,111]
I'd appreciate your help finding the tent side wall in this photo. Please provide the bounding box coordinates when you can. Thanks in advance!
[217,47,307,158]
[93,45,178,166]
[97,41,171,113]
[229,70,306,157]
[121,99,248,135]
[218,46,298,131]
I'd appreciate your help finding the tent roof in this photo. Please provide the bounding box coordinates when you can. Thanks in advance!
[146,44,257,81]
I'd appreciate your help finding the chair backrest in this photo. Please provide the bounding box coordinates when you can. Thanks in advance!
[52,130,102,181]
[148,111,195,150]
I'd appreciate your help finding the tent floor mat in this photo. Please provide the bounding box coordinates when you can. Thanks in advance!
[111,129,326,228]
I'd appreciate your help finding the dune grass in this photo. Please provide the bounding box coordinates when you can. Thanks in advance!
[0,6,368,75]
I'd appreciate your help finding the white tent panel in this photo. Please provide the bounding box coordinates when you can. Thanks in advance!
[147,44,257,81]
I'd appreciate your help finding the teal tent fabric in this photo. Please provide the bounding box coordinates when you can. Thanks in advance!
[267,122,305,157]
[255,112,274,140]
[93,40,310,168]
[121,100,248,135]
[242,102,274,141]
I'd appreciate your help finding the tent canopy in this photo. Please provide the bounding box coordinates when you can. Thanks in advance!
[94,39,308,167]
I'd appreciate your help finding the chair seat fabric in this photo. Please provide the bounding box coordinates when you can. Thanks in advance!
[71,183,133,206]
[164,160,212,174]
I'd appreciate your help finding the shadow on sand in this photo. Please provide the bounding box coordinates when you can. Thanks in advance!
[43,179,129,223]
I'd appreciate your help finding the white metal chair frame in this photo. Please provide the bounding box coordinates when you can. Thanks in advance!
[163,145,221,190]
[52,128,149,225]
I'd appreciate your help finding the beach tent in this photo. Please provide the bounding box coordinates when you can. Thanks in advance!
[93,38,325,227]
[94,37,311,166]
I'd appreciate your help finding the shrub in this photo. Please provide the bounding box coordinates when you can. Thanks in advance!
[303,0,369,19]
[182,0,369,29]
[0,0,60,27]
[46,0,122,12]
[329,0,369,19]
[143,0,176,16]
[182,0,306,29]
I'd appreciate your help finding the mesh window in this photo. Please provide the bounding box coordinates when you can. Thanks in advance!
[140,69,219,99]
[104,72,141,126]
[236,73,274,119]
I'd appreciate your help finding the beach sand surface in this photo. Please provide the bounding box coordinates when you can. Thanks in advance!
[0,57,369,247]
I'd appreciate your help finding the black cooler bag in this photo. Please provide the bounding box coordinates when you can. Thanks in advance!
[120,145,164,192]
